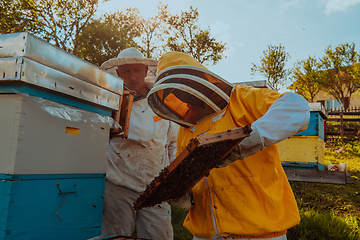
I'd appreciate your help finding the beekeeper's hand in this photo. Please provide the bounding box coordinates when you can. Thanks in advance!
[216,126,264,168]
[168,192,193,211]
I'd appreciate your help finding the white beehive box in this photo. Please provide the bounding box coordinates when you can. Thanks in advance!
[0,93,110,174]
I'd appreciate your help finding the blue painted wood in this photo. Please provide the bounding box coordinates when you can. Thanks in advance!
[296,112,325,140]
[0,82,112,116]
[282,162,325,171]
[0,174,105,240]
[0,173,105,181]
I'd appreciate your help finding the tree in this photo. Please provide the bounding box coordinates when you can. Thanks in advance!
[34,0,99,54]
[138,2,170,59]
[76,8,142,66]
[319,43,360,110]
[288,56,321,102]
[77,4,227,66]
[166,6,227,65]
[251,44,290,91]
[2,1,227,69]
[0,0,39,34]
[1,0,99,54]
[77,3,170,65]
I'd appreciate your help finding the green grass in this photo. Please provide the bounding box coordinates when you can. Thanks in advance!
[324,140,360,171]
[287,211,360,240]
[171,206,192,240]
[171,140,360,240]
[290,171,360,218]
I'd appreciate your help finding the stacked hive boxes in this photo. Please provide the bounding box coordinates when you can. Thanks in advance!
[0,32,123,239]
[278,102,328,170]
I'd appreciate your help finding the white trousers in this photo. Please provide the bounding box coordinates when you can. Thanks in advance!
[193,234,287,240]
[100,180,173,240]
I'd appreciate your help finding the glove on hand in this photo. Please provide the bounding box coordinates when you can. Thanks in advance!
[216,125,264,168]
[168,192,193,211]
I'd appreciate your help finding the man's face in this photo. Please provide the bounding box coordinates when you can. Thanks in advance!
[116,64,148,95]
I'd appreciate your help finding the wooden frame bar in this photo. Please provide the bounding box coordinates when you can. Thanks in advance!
[133,125,252,211]
[110,90,134,139]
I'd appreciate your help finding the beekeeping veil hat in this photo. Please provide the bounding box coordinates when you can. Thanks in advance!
[147,51,234,128]
[100,47,158,87]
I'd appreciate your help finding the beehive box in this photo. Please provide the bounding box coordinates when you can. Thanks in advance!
[0,94,110,175]
[0,173,105,240]
[0,95,109,240]
[0,32,123,239]
[296,102,328,140]
[277,136,325,170]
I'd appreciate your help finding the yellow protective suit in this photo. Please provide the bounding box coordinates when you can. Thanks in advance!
[148,51,310,239]
[177,86,300,239]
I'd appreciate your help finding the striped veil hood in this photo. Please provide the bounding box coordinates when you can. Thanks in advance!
[147,51,234,128]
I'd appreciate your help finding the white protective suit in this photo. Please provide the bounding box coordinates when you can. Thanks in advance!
[101,95,178,240]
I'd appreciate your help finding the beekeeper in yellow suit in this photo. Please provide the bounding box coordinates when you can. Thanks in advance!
[147,51,310,240]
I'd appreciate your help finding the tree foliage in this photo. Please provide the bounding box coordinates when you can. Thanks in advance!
[34,0,99,54]
[319,43,360,110]
[0,0,39,34]
[251,44,290,91]
[76,8,142,66]
[1,1,226,68]
[166,6,227,65]
[1,0,99,54]
[77,4,226,66]
[77,3,170,65]
[289,56,322,102]
[138,2,170,59]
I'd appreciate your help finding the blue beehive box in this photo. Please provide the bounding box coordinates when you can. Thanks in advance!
[0,32,123,239]
[0,174,105,239]
[296,102,328,140]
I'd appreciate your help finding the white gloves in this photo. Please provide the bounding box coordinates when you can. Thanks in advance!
[168,192,193,211]
[216,125,264,168]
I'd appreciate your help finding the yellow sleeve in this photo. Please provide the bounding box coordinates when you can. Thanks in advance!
[228,85,282,126]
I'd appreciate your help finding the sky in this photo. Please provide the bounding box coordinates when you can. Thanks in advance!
[96,0,360,92]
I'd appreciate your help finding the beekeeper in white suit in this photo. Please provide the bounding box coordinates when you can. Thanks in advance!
[99,48,177,240]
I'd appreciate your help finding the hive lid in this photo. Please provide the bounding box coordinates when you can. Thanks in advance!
[0,57,120,111]
[133,126,252,211]
[309,102,328,119]
[234,80,277,91]
[0,32,123,96]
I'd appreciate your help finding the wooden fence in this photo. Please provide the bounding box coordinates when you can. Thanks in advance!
[326,107,360,141]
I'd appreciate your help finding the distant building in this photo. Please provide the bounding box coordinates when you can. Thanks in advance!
[290,63,360,110]
[315,87,360,111]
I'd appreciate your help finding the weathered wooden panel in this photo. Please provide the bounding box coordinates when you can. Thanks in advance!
[285,169,351,185]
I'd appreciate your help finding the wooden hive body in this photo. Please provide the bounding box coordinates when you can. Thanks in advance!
[278,136,325,170]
